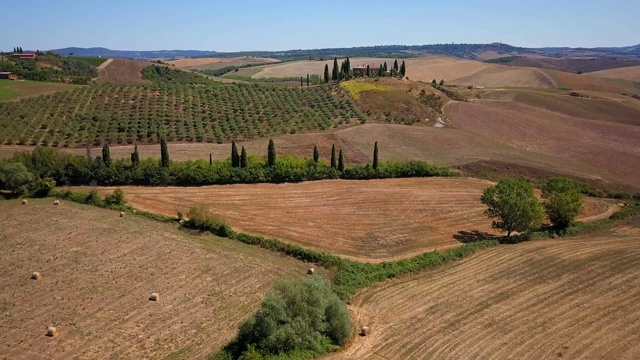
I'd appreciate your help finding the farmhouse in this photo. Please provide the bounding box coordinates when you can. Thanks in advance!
[0,72,17,80]
[11,53,36,60]
[353,64,381,76]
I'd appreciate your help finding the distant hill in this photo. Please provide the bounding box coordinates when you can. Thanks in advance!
[49,43,640,61]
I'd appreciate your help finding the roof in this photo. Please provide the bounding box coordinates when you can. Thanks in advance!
[0,72,15,75]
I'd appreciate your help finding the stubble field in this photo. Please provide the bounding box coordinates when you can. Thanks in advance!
[0,199,322,359]
[79,178,616,263]
[326,218,640,359]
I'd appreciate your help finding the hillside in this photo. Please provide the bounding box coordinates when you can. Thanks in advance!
[167,56,279,70]
[0,53,97,84]
[0,199,324,359]
[591,65,640,82]
[0,80,78,101]
[95,58,152,85]
[327,218,640,359]
[488,57,640,73]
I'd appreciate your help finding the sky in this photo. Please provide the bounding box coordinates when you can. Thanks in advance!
[3,0,639,52]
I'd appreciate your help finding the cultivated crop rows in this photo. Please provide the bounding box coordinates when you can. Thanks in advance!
[0,83,364,147]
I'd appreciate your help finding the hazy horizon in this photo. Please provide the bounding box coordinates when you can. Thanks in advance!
[2,0,639,52]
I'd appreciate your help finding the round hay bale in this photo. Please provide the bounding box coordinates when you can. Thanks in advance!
[53,200,60,205]
[149,292,159,301]
[307,268,315,275]
[46,326,58,337]
[119,211,125,217]
[360,326,370,336]
[21,199,28,205]
[31,272,41,280]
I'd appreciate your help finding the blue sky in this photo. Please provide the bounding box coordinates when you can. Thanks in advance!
[3,0,639,52]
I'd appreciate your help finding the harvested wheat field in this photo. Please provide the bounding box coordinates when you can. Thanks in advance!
[0,199,323,359]
[592,65,640,82]
[96,58,152,85]
[167,56,279,70]
[80,178,614,263]
[327,218,640,360]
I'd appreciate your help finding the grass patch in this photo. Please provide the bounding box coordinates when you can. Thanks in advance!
[0,81,19,100]
[0,80,78,101]
[74,57,108,67]
[340,79,394,100]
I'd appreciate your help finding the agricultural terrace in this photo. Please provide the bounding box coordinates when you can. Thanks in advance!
[81,178,617,263]
[0,83,363,147]
[0,199,325,359]
[328,219,640,359]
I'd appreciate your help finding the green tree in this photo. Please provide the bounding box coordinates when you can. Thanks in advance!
[324,64,329,83]
[481,179,544,237]
[383,62,388,74]
[542,177,584,229]
[332,57,339,81]
[240,146,248,168]
[209,153,212,166]
[366,64,370,77]
[432,79,437,86]
[372,141,379,170]
[231,140,239,168]
[0,162,34,195]
[160,136,170,167]
[313,145,319,163]
[439,79,445,86]
[267,138,276,167]
[306,73,310,86]
[400,60,406,77]
[330,144,336,169]
[393,59,399,72]
[378,65,383,77]
[102,143,111,167]
[338,149,345,172]
[300,76,303,87]
[130,143,140,166]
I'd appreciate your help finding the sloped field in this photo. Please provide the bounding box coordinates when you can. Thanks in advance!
[96,58,152,85]
[592,65,640,82]
[80,178,616,263]
[0,199,319,359]
[328,220,640,359]
[167,56,279,70]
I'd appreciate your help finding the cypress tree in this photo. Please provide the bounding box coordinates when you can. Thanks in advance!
[394,59,399,72]
[313,145,319,163]
[300,76,303,87]
[330,144,336,169]
[366,64,370,77]
[400,61,406,77]
[372,141,379,170]
[209,153,212,165]
[345,58,351,76]
[307,73,310,86]
[240,146,248,168]
[338,149,345,172]
[383,62,388,74]
[130,143,140,166]
[332,57,339,81]
[267,138,276,167]
[102,143,111,166]
[160,137,169,167]
[324,64,329,83]
[231,140,239,167]
[378,65,383,77]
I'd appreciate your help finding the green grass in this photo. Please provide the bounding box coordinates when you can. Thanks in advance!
[74,57,109,67]
[0,81,19,100]
[0,80,78,101]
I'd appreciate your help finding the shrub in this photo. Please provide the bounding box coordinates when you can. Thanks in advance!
[541,177,584,229]
[104,188,125,205]
[184,205,233,237]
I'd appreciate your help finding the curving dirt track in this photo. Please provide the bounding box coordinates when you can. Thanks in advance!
[326,220,640,360]
[0,199,321,359]
[78,178,616,263]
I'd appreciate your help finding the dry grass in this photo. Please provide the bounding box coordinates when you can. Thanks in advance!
[0,80,78,102]
[73,179,615,263]
[0,199,323,359]
[592,65,640,82]
[167,56,279,70]
[96,58,152,85]
[326,218,640,359]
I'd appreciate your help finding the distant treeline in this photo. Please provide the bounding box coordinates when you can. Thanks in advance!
[198,61,274,77]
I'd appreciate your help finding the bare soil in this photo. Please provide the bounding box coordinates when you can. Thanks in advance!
[96,58,152,85]
[74,178,615,263]
[326,218,640,359]
[0,199,322,359]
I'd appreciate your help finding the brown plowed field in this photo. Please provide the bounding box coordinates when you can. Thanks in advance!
[445,100,640,187]
[167,56,279,70]
[96,58,152,85]
[327,219,640,360]
[501,57,640,74]
[0,199,321,359]
[79,178,614,263]
[592,65,640,82]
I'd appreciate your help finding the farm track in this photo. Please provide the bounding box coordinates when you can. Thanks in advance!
[0,200,321,359]
[78,178,616,263]
[327,220,640,359]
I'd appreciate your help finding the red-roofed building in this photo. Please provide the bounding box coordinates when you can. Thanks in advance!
[0,72,18,80]
[11,53,36,60]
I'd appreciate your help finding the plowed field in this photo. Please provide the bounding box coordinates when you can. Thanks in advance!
[0,199,321,359]
[327,219,640,359]
[96,58,152,85]
[79,178,616,263]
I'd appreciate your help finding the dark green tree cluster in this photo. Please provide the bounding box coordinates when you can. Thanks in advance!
[230,141,248,168]
[0,53,97,84]
[130,144,140,167]
[13,47,24,54]
[328,57,354,82]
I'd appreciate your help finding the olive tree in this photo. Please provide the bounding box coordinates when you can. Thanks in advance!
[481,179,544,237]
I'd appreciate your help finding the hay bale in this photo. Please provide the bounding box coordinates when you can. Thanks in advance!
[31,272,41,280]
[46,326,58,337]
[149,292,159,301]
[119,211,125,217]
[307,268,315,275]
[360,326,370,336]
[53,200,60,205]
[21,199,28,205]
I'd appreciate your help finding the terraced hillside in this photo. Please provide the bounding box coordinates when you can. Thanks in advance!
[327,218,640,359]
[0,199,323,359]
[0,83,363,147]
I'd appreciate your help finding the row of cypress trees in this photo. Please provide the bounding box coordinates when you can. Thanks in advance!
[322,57,407,83]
